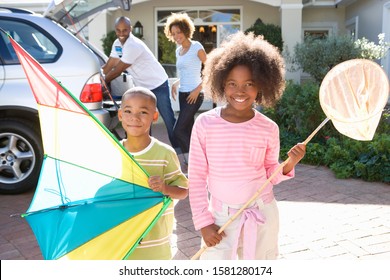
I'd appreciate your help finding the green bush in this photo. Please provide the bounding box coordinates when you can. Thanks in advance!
[354,134,390,182]
[289,33,390,83]
[375,108,390,135]
[292,35,360,83]
[245,18,283,52]
[101,30,117,56]
[303,142,327,166]
[324,133,390,182]
[158,32,176,64]
[324,137,361,179]
[270,81,334,141]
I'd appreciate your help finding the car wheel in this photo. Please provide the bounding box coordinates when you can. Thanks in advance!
[0,119,43,194]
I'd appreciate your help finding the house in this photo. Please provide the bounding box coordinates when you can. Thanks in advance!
[3,0,390,81]
[92,0,390,82]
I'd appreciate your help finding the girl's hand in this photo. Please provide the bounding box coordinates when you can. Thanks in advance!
[186,91,199,104]
[200,224,226,247]
[287,143,306,166]
[148,176,166,194]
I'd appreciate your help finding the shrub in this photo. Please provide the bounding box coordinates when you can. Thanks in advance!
[354,134,390,182]
[324,133,390,182]
[324,137,362,179]
[354,33,390,60]
[101,30,117,56]
[292,35,359,83]
[271,81,334,141]
[302,142,327,166]
[288,33,390,83]
[245,18,283,52]
[158,32,176,64]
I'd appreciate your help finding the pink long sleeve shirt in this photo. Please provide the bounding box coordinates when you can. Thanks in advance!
[188,107,295,230]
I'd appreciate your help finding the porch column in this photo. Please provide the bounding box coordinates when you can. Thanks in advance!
[280,1,303,83]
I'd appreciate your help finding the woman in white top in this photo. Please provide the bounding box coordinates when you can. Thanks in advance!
[164,13,207,165]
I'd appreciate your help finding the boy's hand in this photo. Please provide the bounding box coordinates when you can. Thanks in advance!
[148,176,165,193]
[201,224,226,247]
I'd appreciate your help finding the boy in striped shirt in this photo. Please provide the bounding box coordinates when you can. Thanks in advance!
[119,87,188,259]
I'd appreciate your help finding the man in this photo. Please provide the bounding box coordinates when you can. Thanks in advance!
[102,16,177,147]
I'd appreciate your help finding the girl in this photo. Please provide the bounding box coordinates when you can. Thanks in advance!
[164,13,207,166]
[188,32,306,260]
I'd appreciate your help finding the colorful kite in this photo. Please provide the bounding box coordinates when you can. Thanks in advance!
[7,34,171,260]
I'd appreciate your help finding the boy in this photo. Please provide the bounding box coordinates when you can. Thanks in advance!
[119,87,188,259]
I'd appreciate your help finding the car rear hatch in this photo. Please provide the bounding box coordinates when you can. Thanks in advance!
[43,0,132,126]
[43,0,131,31]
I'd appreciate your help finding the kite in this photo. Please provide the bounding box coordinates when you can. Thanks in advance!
[6,33,171,260]
[192,58,390,259]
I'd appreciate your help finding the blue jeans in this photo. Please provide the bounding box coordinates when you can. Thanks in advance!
[151,80,178,148]
[174,91,204,154]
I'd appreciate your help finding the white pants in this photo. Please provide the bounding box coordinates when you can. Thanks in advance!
[200,199,279,260]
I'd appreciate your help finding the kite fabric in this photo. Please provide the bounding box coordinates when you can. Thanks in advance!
[319,59,389,141]
[8,35,171,260]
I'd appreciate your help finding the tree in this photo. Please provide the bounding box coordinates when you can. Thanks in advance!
[245,18,284,52]
[289,33,390,83]
[101,30,116,56]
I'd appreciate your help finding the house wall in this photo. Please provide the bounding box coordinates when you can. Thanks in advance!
[95,0,281,52]
[302,6,347,36]
[345,0,390,78]
[345,0,383,41]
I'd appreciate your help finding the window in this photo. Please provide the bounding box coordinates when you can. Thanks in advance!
[156,7,241,62]
[304,30,329,40]
[345,16,358,40]
[302,22,337,41]
[0,19,60,64]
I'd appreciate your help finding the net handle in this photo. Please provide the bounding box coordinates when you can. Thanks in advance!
[303,117,330,145]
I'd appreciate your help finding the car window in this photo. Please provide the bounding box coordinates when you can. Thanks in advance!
[0,18,60,64]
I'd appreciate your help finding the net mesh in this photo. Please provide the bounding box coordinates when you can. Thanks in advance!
[319,59,389,141]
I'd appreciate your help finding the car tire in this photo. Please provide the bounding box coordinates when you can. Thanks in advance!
[0,119,43,194]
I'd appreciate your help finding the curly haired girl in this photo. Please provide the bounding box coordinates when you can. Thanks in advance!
[188,31,306,260]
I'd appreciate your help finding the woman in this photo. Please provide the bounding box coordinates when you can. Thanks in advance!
[164,13,207,166]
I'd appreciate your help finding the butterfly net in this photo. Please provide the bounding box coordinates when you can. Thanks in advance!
[319,59,389,141]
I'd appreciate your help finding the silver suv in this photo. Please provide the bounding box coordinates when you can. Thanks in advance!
[0,1,131,194]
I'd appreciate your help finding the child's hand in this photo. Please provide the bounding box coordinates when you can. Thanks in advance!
[283,143,306,175]
[148,176,166,193]
[201,224,226,247]
[287,143,306,166]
